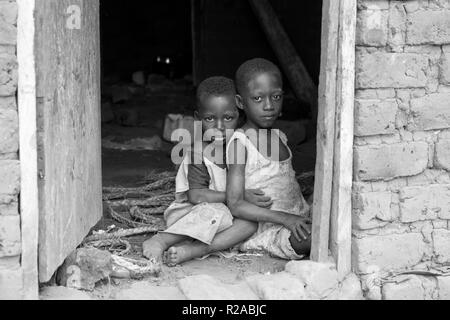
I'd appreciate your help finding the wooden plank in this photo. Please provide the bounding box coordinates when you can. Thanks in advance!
[248,0,318,122]
[17,0,39,300]
[329,0,357,280]
[35,0,103,282]
[310,0,340,263]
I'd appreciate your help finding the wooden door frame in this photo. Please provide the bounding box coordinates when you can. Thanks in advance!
[311,0,357,280]
[17,0,39,300]
[16,0,357,299]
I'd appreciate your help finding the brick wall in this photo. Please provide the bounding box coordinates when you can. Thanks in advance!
[353,0,450,300]
[0,0,23,300]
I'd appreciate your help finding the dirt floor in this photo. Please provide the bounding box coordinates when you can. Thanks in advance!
[40,81,316,300]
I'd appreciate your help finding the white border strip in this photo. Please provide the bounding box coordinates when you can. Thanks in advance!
[17,0,39,300]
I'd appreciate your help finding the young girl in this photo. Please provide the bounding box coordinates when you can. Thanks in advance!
[226,58,312,260]
[143,76,270,268]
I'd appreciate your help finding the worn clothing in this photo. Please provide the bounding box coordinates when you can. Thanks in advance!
[162,149,233,244]
[226,130,310,260]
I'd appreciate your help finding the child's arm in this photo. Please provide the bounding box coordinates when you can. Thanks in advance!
[188,188,273,207]
[226,140,311,241]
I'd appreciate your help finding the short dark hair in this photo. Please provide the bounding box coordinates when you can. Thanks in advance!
[196,76,236,109]
[235,58,282,94]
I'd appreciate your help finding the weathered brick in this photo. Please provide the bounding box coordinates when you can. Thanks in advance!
[356,51,428,89]
[0,255,20,269]
[358,0,390,10]
[437,276,450,300]
[0,55,17,96]
[353,191,394,230]
[352,233,427,273]
[0,194,18,216]
[0,1,17,46]
[440,46,450,85]
[0,1,18,25]
[399,185,450,222]
[354,142,428,181]
[388,1,407,48]
[0,215,21,257]
[0,160,19,194]
[382,275,436,300]
[356,9,388,46]
[0,96,16,110]
[407,10,450,45]
[433,229,450,264]
[435,139,450,171]
[0,268,23,300]
[409,92,450,131]
[0,108,18,155]
[354,99,397,136]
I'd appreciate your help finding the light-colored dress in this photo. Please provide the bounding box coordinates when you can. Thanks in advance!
[161,151,233,245]
[226,130,310,260]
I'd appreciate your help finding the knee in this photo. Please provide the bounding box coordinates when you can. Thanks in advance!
[291,236,311,257]
[237,219,258,234]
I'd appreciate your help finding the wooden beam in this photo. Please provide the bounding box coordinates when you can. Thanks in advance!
[310,0,340,263]
[329,0,357,280]
[17,0,39,300]
[248,0,318,124]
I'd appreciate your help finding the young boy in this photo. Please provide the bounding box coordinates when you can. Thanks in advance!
[143,76,270,268]
[226,58,312,260]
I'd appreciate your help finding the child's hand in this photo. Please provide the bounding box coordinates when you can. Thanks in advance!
[283,215,312,242]
[245,189,273,208]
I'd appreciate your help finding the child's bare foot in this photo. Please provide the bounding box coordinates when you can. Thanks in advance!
[142,237,166,271]
[165,244,207,267]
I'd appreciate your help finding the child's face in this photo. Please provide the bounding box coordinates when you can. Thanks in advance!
[196,94,239,143]
[237,72,283,129]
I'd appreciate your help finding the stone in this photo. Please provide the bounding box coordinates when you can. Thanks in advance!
[0,194,18,216]
[409,92,450,131]
[40,286,93,300]
[0,215,21,257]
[382,275,435,300]
[358,0,390,10]
[246,272,306,300]
[435,140,450,171]
[337,273,364,300]
[399,185,450,222]
[0,268,23,300]
[440,46,450,85]
[356,51,428,89]
[0,160,20,194]
[353,191,394,230]
[0,96,16,110]
[407,10,450,45]
[132,71,146,86]
[354,99,397,136]
[356,9,388,46]
[432,229,450,264]
[388,1,407,48]
[0,55,17,96]
[56,248,112,291]
[437,276,450,300]
[354,142,429,181]
[0,108,18,155]
[178,275,258,300]
[0,255,20,269]
[116,282,186,300]
[284,261,339,299]
[352,233,427,273]
[101,102,114,123]
[0,2,17,46]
